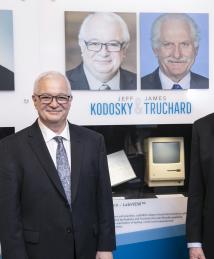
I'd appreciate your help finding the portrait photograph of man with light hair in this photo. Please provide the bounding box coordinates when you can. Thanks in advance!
[0,10,14,91]
[140,13,209,90]
[65,12,136,91]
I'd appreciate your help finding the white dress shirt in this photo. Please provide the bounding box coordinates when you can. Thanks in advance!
[187,242,202,249]
[83,64,120,90]
[38,119,71,168]
[159,69,191,90]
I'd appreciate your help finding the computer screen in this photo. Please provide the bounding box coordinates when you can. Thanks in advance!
[144,137,185,187]
[153,142,180,164]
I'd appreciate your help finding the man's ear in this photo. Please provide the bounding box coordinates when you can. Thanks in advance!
[32,95,37,106]
[153,47,159,57]
[78,40,85,53]
[121,48,127,59]
[70,95,73,104]
[195,47,199,56]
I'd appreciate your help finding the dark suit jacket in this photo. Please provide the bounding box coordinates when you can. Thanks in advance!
[0,121,115,259]
[66,63,136,90]
[141,68,209,90]
[0,65,14,91]
[186,113,214,258]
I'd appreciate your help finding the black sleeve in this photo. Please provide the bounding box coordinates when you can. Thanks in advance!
[96,135,116,251]
[186,122,205,243]
[0,139,29,259]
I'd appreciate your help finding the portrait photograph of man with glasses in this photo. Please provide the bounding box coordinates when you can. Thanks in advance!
[65,12,136,91]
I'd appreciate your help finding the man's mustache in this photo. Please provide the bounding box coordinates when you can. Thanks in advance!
[167,58,191,63]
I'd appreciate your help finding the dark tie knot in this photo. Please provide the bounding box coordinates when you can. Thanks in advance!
[99,84,111,90]
[53,136,64,144]
[172,84,182,90]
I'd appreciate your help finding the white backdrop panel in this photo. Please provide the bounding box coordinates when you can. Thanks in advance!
[0,0,213,131]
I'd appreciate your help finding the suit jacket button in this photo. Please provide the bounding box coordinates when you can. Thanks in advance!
[66,227,72,233]
[65,202,70,208]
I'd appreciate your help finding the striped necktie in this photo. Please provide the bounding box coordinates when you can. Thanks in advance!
[54,136,71,207]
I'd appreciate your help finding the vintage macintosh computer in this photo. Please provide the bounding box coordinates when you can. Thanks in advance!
[144,137,185,187]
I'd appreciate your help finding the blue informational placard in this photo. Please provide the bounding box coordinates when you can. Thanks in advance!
[113,197,188,259]
[114,235,188,259]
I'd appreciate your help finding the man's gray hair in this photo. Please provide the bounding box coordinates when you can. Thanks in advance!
[33,71,71,94]
[78,12,130,46]
[151,13,200,49]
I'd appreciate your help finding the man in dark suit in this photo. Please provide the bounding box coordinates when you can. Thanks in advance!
[186,113,214,259]
[67,63,136,90]
[141,13,208,90]
[0,71,115,259]
[0,64,14,90]
[141,68,208,90]
[66,12,136,91]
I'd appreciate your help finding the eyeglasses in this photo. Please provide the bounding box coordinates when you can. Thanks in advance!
[34,94,72,104]
[84,40,125,52]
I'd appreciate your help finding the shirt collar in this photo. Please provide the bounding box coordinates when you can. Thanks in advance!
[38,119,70,143]
[159,68,191,90]
[83,64,120,90]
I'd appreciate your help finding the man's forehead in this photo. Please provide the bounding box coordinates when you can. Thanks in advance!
[37,77,69,92]
[161,19,190,32]
[160,20,192,38]
[84,18,122,40]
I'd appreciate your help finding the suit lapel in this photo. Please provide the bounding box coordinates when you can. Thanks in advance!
[74,63,90,90]
[190,72,197,89]
[154,68,162,89]
[27,121,67,202]
[120,68,131,90]
[69,123,84,203]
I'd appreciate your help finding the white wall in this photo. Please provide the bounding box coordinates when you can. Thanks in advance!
[0,0,213,131]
